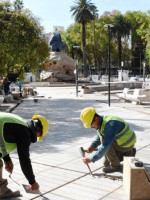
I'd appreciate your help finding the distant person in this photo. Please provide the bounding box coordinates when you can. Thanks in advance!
[0,113,49,198]
[30,76,32,82]
[17,78,22,97]
[2,77,11,103]
[2,77,11,95]
[135,75,140,81]
[80,107,136,173]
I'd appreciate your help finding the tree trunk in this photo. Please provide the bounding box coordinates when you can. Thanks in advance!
[93,19,97,69]
[82,23,88,77]
[118,34,122,69]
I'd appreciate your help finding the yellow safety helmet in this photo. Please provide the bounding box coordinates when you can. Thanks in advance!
[32,115,49,141]
[80,107,96,128]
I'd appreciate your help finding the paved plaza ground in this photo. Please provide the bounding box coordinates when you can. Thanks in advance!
[1,85,150,200]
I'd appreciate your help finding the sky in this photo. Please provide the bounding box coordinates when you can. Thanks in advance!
[10,0,150,33]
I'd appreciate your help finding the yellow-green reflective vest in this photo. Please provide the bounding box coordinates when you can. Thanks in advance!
[97,115,136,148]
[0,112,28,158]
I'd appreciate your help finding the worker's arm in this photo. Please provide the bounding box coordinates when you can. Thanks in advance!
[90,120,125,163]
[3,123,39,190]
[16,128,38,188]
[83,137,113,164]
[5,160,13,173]
[91,135,101,148]
[3,154,13,173]
[17,140,39,191]
[85,135,100,153]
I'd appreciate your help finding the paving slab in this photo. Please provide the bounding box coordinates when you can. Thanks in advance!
[1,85,150,200]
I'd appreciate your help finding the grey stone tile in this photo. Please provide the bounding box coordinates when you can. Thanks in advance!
[5,86,150,200]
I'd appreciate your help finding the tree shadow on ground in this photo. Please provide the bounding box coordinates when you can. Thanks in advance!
[12,98,147,155]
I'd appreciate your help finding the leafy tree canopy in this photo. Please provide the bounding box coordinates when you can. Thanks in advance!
[0,0,49,78]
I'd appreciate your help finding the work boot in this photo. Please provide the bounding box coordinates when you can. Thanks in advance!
[123,148,136,157]
[0,189,20,198]
[132,147,136,156]
[102,165,122,173]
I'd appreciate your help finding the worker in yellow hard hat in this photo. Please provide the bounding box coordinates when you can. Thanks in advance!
[32,114,49,141]
[80,107,136,173]
[0,112,49,198]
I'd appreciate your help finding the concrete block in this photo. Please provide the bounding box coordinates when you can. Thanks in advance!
[123,157,150,200]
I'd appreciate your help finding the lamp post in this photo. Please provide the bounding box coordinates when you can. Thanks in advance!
[140,53,142,76]
[73,46,80,97]
[104,24,114,107]
[143,62,146,82]
[121,61,124,81]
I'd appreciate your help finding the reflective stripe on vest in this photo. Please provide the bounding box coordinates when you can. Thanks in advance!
[119,132,136,147]
[0,112,28,157]
[115,124,130,140]
[0,128,7,156]
[99,115,136,148]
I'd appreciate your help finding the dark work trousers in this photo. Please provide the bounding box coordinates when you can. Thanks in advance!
[103,140,134,167]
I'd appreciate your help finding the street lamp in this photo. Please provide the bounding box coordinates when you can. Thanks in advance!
[143,62,146,82]
[104,24,114,107]
[121,61,124,81]
[140,53,142,76]
[73,46,80,97]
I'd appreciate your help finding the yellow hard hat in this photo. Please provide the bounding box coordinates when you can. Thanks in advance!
[80,107,96,128]
[32,115,49,141]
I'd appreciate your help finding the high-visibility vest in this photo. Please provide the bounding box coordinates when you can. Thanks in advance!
[0,112,28,158]
[97,115,136,148]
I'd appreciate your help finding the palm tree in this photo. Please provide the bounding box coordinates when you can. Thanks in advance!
[112,14,131,69]
[70,0,97,77]
[14,0,24,11]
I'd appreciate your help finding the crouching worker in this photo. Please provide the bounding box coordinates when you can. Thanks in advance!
[80,107,136,173]
[0,112,49,198]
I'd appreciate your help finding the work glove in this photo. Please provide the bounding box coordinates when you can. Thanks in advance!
[86,146,98,153]
[5,160,14,173]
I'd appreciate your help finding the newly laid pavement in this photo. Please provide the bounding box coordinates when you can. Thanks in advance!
[2,85,150,200]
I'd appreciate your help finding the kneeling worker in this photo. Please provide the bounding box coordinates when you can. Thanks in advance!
[80,107,136,173]
[0,112,49,198]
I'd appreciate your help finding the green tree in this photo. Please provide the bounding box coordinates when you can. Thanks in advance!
[144,23,150,70]
[63,14,118,75]
[14,0,24,11]
[86,15,118,74]
[70,0,97,77]
[0,1,49,79]
[61,23,82,59]
[125,11,149,74]
[112,14,131,69]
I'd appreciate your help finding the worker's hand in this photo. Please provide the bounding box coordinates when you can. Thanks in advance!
[83,157,91,164]
[30,182,40,191]
[5,160,13,173]
[85,146,98,153]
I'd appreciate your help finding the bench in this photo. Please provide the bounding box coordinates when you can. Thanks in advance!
[22,87,38,98]
[11,87,21,100]
[117,88,130,100]
[142,82,150,89]
[118,88,150,104]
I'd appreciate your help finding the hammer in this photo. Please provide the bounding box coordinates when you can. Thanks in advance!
[79,147,93,176]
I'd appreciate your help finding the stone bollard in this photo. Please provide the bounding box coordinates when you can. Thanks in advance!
[22,87,28,98]
[28,87,34,96]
